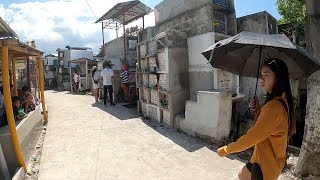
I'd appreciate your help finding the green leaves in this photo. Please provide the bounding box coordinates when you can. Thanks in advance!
[277,0,307,36]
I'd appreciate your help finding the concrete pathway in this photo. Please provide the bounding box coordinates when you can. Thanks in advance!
[38,90,245,180]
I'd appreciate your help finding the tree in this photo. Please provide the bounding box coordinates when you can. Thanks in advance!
[295,0,320,177]
[125,25,141,36]
[96,45,104,57]
[277,0,307,37]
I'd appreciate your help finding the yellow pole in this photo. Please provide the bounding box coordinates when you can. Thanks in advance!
[12,57,18,96]
[38,56,48,123]
[1,44,27,171]
[36,62,41,101]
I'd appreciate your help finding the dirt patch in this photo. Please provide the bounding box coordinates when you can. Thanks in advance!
[25,125,47,180]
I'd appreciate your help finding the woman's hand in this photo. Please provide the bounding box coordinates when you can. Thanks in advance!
[249,96,259,111]
[217,146,229,157]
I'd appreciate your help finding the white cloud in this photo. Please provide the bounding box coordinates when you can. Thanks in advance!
[0,0,155,55]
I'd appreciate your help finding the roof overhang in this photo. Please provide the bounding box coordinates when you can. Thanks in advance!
[0,16,18,39]
[95,0,152,26]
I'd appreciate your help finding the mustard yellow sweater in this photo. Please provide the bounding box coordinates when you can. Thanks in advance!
[226,94,296,180]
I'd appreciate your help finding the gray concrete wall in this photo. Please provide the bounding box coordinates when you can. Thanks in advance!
[138,27,155,42]
[104,36,138,68]
[155,5,214,37]
[149,30,190,127]
[0,106,42,177]
[187,32,216,100]
[237,11,278,34]
[12,167,24,180]
[179,90,232,141]
[155,0,237,37]
[155,0,211,24]
[237,77,265,121]
[155,0,235,25]
[167,44,189,127]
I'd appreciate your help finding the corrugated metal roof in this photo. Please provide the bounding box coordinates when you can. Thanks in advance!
[0,16,18,40]
[95,0,152,25]
[65,46,92,50]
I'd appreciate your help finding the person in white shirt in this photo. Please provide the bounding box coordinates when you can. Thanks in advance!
[73,71,80,93]
[100,62,115,106]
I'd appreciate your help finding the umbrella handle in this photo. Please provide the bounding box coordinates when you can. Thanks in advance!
[254,46,263,96]
[209,46,215,63]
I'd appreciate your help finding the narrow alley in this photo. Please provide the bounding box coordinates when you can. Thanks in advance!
[38,91,245,180]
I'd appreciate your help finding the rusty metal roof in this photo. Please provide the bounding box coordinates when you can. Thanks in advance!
[0,16,18,40]
[95,0,152,25]
[0,17,43,58]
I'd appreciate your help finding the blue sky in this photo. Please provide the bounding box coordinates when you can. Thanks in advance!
[1,0,281,19]
[0,0,281,54]
[235,0,281,19]
[143,0,282,19]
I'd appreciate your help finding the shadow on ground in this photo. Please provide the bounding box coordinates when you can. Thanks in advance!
[142,118,214,152]
[53,90,246,163]
[91,102,140,120]
[141,117,248,163]
[91,100,248,163]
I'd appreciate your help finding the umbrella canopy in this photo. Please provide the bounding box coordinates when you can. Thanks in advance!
[202,31,320,79]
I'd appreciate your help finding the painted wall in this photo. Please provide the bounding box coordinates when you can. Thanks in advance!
[179,90,232,141]
[187,32,216,100]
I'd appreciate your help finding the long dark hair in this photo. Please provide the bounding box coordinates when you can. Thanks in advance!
[263,58,294,128]
[92,68,97,78]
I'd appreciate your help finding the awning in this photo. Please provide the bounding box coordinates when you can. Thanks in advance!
[95,0,152,25]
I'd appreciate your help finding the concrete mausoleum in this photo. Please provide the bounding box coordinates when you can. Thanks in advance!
[135,0,244,142]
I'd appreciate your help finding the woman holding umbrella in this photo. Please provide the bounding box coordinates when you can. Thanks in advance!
[217,58,296,180]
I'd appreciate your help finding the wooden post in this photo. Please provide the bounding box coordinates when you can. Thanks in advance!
[86,60,88,89]
[38,56,48,123]
[101,22,105,57]
[12,57,18,96]
[36,62,41,101]
[70,65,73,92]
[142,16,145,29]
[27,57,31,91]
[1,43,27,171]
[123,13,127,64]
[116,22,118,38]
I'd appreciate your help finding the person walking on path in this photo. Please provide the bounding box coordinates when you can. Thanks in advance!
[217,58,296,180]
[100,62,115,106]
[92,66,101,103]
[73,71,80,93]
[120,64,130,102]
